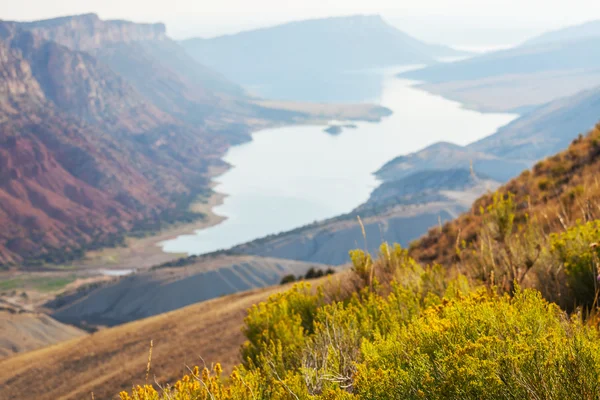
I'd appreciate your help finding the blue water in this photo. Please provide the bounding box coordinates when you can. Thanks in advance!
[161,67,517,255]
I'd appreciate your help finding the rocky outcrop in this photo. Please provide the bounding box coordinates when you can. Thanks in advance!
[21,13,167,51]
[0,22,228,266]
[20,13,247,123]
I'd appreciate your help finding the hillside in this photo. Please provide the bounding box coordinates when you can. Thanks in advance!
[180,15,466,102]
[410,123,600,272]
[469,85,600,162]
[0,284,289,400]
[5,124,600,400]
[400,23,600,112]
[0,21,228,266]
[218,168,498,265]
[108,114,600,400]
[375,141,529,183]
[377,84,600,189]
[46,255,335,328]
[522,19,600,46]
[0,301,85,359]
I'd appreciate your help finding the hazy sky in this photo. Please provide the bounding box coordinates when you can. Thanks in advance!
[2,0,600,46]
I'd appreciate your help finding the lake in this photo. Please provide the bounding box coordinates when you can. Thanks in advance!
[160,67,517,255]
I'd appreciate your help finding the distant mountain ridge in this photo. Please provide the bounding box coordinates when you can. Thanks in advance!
[18,13,249,128]
[20,13,168,48]
[401,36,600,84]
[523,19,600,46]
[180,15,466,102]
[399,20,600,113]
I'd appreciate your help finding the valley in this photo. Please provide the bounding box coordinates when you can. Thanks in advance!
[160,69,515,256]
[2,9,600,400]
[0,283,296,400]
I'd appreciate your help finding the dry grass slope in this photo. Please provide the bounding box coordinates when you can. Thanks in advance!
[0,285,287,400]
[411,124,600,270]
[0,309,85,359]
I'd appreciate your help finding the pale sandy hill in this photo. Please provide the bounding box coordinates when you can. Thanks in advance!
[0,307,85,360]
[0,285,289,400]
[48,255,334,328]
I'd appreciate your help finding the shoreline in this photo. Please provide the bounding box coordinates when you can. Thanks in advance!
[0,101,391,302]
[76,189,229,271]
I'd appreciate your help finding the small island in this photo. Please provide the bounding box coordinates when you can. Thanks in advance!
[324,125,343,135]
[324,124,358,135]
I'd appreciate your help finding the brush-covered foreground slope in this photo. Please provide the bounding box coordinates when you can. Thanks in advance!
[401,21,600,112]
[113,120,600,400]
[410,123,600,266]
[180,15,465,102]
[46,255,334,328]
[0,284,289,400]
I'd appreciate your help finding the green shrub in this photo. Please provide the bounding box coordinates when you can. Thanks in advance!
[120,243,600,400]
[354,288,600,400]
[550,220,600,307]
[280,274,297,285]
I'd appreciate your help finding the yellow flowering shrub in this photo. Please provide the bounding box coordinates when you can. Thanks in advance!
[550,220,600,307]
[119,245,600,399]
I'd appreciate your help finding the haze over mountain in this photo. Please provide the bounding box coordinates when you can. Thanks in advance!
[0,14,389,267]
[19,14,251,130]
[0,21,205,266]
[401,20,600,112]
[522,19,600,46]
[181,15,467,102]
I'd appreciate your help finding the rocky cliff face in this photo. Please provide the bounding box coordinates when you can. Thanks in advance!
[0,22,229,266]
[21,13,167,51]
[20,13,247,124]
[5,22,175,133]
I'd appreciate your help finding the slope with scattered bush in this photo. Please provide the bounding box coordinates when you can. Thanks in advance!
[119,243,600,400]
[113,124,600,399]
[7,123,600,399]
